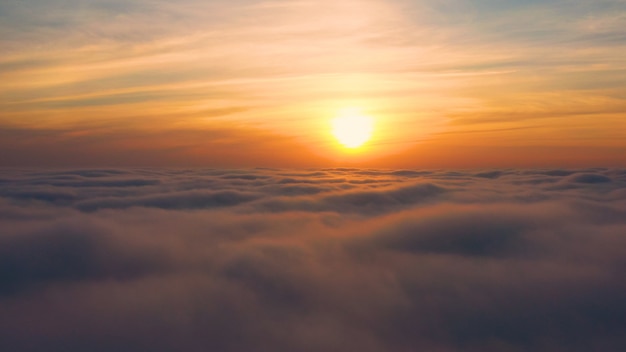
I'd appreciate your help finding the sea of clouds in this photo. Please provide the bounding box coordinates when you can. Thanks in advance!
[1,167,625,351]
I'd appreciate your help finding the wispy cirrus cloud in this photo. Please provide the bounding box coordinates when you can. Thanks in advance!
[2,0,625,167]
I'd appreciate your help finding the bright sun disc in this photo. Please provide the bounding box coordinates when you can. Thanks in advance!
[331,110,374,149]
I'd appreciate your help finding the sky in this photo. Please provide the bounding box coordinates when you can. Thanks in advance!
[1,0,625,167]
[1,167,626,351]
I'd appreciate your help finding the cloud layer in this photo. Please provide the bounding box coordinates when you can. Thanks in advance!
[1,168,625,351]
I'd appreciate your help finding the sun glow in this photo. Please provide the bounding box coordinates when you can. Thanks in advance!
[331,109,374,149]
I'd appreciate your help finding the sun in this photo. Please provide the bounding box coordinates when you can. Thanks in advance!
[331,109,374,149]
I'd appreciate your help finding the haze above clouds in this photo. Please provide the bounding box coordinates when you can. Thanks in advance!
[1,168,625,351]
[2,0,626,166]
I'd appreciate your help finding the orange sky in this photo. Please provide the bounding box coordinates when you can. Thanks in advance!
[1,0,625,167]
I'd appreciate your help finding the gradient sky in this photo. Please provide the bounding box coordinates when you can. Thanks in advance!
[1,0,625,167]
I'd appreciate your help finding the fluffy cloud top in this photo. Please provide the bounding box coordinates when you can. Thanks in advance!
[1,168,625,351]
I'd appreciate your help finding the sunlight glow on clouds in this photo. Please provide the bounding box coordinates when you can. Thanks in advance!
[1,0,625,166]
